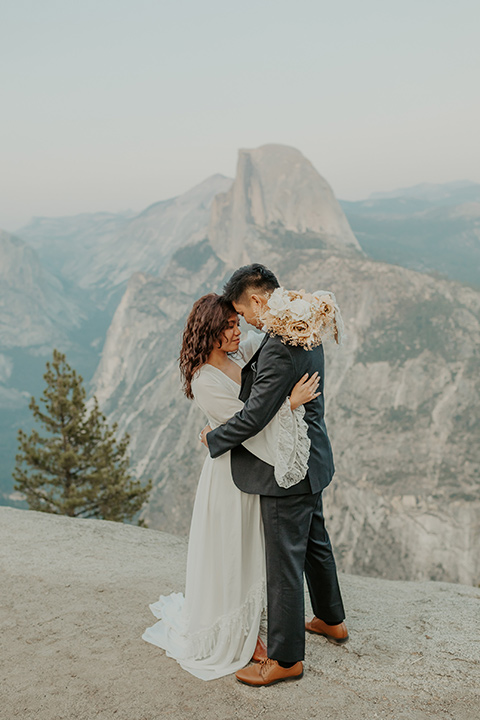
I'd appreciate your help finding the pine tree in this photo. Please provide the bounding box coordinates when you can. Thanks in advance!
[13,348,152,523]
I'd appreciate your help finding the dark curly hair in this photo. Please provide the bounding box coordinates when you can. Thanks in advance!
[179,293,236,399]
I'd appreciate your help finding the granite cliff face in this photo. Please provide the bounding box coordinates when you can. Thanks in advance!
[90,145,480,586]
[208,144,361,266]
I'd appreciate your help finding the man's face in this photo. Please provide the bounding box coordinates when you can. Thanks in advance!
[233,292,268,329]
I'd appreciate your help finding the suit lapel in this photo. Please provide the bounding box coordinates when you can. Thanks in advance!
[239,333,269,400]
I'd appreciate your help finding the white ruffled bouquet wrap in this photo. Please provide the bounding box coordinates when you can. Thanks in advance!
[258,287,344,349]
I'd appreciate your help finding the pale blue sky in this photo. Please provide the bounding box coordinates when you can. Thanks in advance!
[1,0,479,230]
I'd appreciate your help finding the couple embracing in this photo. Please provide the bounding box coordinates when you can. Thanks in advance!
[142,263,348,685]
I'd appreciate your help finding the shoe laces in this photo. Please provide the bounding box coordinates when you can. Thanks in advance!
[259,658,276,676]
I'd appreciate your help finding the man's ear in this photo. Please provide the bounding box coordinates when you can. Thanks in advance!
[250,293,262,307]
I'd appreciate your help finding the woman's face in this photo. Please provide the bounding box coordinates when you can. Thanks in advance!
[218,313,241,352]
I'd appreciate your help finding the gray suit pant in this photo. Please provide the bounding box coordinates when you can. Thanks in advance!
[260,490,345,663]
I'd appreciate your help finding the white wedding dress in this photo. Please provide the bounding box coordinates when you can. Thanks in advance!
[142,332,310,681]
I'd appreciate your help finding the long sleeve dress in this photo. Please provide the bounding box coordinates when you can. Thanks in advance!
[141,332,310,681]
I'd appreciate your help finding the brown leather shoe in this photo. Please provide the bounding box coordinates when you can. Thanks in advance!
[236,658,303,686]
[305,617,349,644]
[251,636,267,662]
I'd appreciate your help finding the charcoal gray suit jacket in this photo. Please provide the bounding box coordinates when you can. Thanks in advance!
[207,333,335,497]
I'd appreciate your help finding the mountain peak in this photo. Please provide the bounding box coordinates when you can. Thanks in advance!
[369,180,480,204]
[208,144,361,266]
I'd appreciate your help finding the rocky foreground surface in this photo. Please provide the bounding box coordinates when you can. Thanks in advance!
[1,507,479,720]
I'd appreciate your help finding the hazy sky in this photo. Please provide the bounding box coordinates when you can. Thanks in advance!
[1,0,479,230]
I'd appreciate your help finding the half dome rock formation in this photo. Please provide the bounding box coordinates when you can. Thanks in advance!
[208,144,362,266]
[1,507,478,720]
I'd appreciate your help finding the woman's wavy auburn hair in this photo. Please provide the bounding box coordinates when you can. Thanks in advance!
[179,293,236,399]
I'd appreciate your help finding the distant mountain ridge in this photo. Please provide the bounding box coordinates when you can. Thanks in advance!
[369,179,480,204]
[0,229,84,349]
[342,180,480,288]
[17,174,232,306]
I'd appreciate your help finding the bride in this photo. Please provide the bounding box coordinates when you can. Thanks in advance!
[142,293,318,680]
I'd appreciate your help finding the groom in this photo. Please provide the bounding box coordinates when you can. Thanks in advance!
[201,263,347,686]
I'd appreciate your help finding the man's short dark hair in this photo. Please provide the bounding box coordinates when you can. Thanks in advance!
[223,263,280,303]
